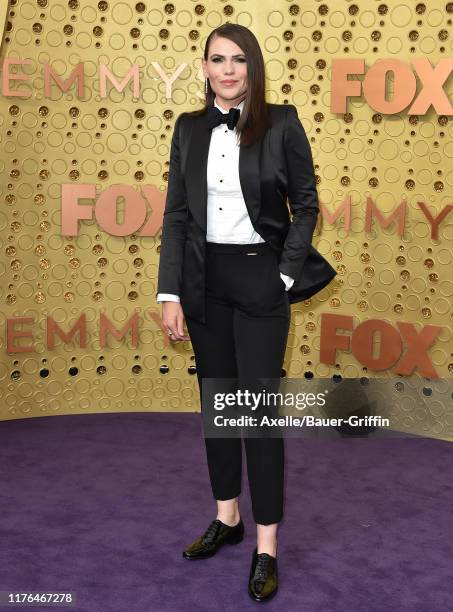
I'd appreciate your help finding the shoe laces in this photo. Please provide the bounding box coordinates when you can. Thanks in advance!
[201,519,222,545]
[253,554,273,582]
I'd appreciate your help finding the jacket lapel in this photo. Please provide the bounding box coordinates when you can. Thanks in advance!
[185,109,263,233]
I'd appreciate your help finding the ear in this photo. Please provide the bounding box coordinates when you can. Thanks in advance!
[201,57,207,77]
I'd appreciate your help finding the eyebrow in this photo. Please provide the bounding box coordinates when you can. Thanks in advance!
[210,53,245,58]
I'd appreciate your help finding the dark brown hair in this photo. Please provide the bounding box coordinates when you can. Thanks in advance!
[187,24,271,147]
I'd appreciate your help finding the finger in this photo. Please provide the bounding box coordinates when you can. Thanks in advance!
[176,316,184,338]
[166,327,176,340]
[181,327,190,340]
[179,319,189,341]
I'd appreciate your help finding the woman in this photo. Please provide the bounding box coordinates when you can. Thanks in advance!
[156,23,335,602]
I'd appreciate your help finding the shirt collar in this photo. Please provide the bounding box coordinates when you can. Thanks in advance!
[213,96,245,114]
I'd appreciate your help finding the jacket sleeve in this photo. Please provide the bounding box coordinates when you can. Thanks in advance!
[156,112,188,298]
[278,105,319,281]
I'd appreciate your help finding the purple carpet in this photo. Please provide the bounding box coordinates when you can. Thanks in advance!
[0,412,452,611]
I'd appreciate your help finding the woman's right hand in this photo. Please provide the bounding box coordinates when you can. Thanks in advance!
[162,301,190,341]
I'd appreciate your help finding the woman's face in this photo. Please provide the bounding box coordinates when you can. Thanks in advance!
[202,36,248,110]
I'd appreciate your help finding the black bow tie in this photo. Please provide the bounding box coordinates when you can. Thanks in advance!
[207,106,241,131]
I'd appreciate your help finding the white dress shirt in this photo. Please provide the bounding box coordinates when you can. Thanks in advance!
[157,97,294,304]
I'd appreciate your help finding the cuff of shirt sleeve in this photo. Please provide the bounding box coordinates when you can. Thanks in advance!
[279,272,294,291]
[156,293,180,303]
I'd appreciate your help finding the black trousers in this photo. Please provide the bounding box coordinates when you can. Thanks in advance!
[184,241,291,525]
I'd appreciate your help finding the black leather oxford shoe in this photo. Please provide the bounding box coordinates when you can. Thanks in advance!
[248,547,278,601]
[182,517,244,560]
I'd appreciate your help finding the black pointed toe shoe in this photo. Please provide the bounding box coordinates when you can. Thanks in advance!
[182,517,244,560]
[248,547,278,602]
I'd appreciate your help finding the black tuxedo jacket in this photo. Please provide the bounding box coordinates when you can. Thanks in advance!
[156,103,337,324]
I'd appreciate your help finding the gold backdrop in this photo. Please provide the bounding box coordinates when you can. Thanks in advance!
[1,1,453,429]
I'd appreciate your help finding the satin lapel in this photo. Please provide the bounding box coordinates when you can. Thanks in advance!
[185,110,264,233]
[185,111,212,233]
[239,133,263,227]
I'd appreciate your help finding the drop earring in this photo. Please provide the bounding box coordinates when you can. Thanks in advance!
[205,77,208,94]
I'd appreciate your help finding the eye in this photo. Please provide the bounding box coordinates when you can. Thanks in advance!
[210,57,246,63]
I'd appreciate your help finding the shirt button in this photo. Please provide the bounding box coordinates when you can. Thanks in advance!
[219,179,223,182]
[219,207,222,210]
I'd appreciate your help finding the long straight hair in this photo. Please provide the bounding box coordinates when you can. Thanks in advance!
[187,24,271,147]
